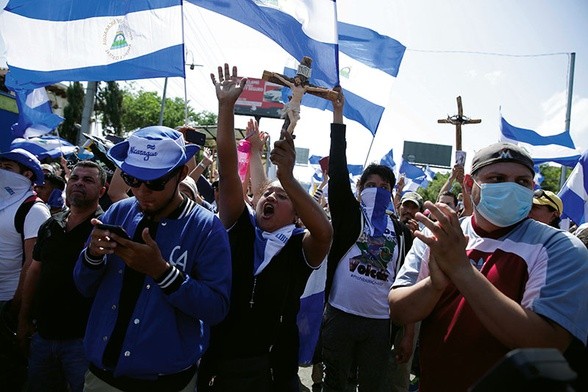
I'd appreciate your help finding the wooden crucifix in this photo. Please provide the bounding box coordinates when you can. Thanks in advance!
[438,96,481,164]
[262,56,338,134]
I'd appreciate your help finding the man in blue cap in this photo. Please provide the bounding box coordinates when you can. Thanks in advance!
[0,148,50,314]
[74,126,232,391]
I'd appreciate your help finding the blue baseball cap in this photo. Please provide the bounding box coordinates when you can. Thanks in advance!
[107,126,200,181]
[0,148,45,185]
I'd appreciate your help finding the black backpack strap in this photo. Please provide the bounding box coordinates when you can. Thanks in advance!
[14,195,44,260]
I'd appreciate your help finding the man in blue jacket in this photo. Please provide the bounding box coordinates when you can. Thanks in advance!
[74,126,232,391]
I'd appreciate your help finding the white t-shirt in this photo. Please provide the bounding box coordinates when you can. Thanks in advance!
[328,217,399,319]
[0,194,50,301]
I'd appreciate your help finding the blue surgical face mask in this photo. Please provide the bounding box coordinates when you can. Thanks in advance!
[473,180,533,227]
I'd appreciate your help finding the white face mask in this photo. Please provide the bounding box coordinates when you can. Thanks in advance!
[0,169,33,211]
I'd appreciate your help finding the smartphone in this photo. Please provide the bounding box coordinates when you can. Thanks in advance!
[185,129,206,146]
[96,223,131,240]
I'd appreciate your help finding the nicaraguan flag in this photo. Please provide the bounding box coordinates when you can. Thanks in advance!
[188,0,405,135]
[500,115,581,167]
[399,159,429,192]
[1,0,184,89]
[188,0,338,87]
[11,88,64,138]
[380,148,396,171]
[11,135,77,159]
[558,151,588,225]
[297,260,327,366]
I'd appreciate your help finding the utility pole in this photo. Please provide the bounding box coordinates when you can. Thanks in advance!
[560,52,576,189]
[78,81,97,146]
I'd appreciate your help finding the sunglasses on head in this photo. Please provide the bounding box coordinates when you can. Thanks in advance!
[533,189,559,212]
[121,169,179,191]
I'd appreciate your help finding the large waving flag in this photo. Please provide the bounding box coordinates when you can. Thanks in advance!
[11,87,64,138]
[188,0,405,135]
[558,151,588,225]
[500,115,581,167]
[188,0,338,88]
[1,0,185,90]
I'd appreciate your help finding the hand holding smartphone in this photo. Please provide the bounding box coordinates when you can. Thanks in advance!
[96,223,131,241]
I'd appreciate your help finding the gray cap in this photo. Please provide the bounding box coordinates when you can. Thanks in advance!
[471,142,534,175]
[400,191,423,210]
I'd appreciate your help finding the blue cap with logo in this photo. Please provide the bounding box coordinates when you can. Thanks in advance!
[107,126,200,181]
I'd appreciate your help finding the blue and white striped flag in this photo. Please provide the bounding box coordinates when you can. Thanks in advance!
[1,0,184,89]
[11,135,77,159]
[297,260,327,366]
[399,159,431,192]
[558,151,588,225]
[500,115,581,167]
[187,0,405,135]
[11,87,63,138]
[380,148,396,171]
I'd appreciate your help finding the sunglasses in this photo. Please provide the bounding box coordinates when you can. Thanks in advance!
[533,189,559,212]
[121,169,179,191]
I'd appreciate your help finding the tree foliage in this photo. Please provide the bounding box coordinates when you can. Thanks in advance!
[59,82,85,144]
[120,89,209,131]
[95,81,124,136]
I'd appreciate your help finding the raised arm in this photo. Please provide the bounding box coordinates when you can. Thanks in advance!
[271,131,333,267]
[272,72,294,89]
[247,119,269,207]
[212,64,248,228]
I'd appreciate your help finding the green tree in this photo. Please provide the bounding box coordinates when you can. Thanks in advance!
[95,81,124,136]
[120,89,202,130]
[191,110,217,125]
[59,82,85,144]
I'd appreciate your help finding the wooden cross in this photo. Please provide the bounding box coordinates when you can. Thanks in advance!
[261,56,338,134]
[437,96,481,151]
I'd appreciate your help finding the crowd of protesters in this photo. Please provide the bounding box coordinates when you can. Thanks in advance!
[0,63,587,392]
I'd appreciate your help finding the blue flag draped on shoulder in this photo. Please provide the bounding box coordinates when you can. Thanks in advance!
[12,88,64,138]
[1,0,185,89]
[558,150,588,225]
[500,115,580,167]
[187,0,405,135]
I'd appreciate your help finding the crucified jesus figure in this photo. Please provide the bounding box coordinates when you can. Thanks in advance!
[272,72,329,134]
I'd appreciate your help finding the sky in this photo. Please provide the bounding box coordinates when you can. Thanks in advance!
[1,0,587,177]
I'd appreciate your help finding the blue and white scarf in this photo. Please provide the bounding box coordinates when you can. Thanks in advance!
[360,187,392,237]
[251,212,305,276]
[0,169,33,212]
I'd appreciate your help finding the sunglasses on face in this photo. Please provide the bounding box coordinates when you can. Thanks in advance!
[533,189,559,212]
[121,169,179,191]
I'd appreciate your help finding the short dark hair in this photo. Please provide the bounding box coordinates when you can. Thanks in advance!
[73,160,107,186]
[44,173,66,190]
[358,164,396,191]
[437,191,457,206]
[211,180,219,190]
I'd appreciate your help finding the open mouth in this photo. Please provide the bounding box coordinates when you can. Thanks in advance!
[262,203,275,217]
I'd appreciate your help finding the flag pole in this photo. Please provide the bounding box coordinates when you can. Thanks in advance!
[363,134,376,168]
[559,52,575,189]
